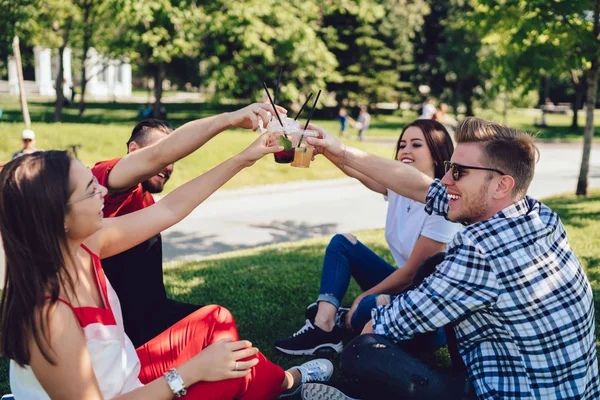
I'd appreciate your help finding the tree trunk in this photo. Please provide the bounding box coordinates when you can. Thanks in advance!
[576,0,600,196]
[12,36,31,128]
[54,45,66,122]
[54,17,72,123]
[153,62,165,119]
[571,83,582,130]
[576,66,598,196]
[79,2,92,116]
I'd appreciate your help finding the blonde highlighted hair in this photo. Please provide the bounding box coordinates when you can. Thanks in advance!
[455,117,539,199]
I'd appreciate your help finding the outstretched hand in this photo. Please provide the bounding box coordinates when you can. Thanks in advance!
[239,132,283,166]
[228,103,287,131]
[192,337,259,382]
[305,123,344,158]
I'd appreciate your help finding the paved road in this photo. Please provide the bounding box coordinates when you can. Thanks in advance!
[0,142,598,278]
[160,141,600,262]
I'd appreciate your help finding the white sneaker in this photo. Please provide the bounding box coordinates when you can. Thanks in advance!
[301,383,360,400]
[298,358,334,385]
[280,358,334,398]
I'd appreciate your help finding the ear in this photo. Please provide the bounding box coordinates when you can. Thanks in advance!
[492,175,515,200]
[128,141,140,153]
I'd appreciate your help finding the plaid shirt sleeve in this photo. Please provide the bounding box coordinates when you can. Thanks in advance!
[372,233,500,340]
[424,179,449,218]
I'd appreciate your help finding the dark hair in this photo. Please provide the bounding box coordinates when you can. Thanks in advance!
[0,151,77,366]
[393,119,454,179]
[455,117,538,199]
[126,119,173,149]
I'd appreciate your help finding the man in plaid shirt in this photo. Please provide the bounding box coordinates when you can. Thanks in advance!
[303,118,599,399]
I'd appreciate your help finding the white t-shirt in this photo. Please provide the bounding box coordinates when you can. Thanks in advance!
[385,190,461,268]
[420,103,436,119]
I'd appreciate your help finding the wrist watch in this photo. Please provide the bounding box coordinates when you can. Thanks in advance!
[164,368,187,398]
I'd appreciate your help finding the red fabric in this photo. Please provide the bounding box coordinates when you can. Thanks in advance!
[91,158,155,218]
[46,245,117,327]
[136,305,285,400]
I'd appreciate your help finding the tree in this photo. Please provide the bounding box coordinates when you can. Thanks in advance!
[320,0,428,106]
[0,0,40,65]
[74,0,109,116]
[195,0,338,107]
[114,0,204,118]
[411,0,487,116]
[471,0,600,195]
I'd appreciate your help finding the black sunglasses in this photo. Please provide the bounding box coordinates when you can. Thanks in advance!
[444,161,506,181]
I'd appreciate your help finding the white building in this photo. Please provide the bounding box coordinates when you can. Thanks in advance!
[5,46,131,99]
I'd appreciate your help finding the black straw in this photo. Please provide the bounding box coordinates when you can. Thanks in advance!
[302,89,322,131]
[262,82,287,138]
[274,68,283,105]
[294,93,313,121]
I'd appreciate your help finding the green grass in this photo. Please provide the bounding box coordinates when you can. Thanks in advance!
[158,189,600,382]
[0,190,598,395]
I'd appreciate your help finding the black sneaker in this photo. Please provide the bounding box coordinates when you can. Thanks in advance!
[275,319,343,356]
[305,302,350,329]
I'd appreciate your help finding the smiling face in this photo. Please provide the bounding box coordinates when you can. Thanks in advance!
[440,142,498,224]
[64,159,107,240]
[396,126,436,179]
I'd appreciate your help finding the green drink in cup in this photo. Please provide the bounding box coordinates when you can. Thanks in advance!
[267,118,300,164]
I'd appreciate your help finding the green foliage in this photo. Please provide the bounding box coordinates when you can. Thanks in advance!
[112,0,204,65]
[321,0,428,105]
[196,0,338,104]
[0,0,41,61]
[470,0,600,91]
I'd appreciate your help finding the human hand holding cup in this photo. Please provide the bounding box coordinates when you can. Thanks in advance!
[228,103,285,132]
[239,132,283,167]
[305,123,344,158]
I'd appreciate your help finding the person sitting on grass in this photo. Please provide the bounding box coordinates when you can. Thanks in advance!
[275,120,461,357]
[302,117,599,399]
[92,103,282,348]
[0,141,333,399]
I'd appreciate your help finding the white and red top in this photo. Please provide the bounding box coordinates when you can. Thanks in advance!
[10,245,143,398]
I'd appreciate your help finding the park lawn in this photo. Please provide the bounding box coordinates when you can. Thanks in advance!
[0,122,393,191]
[0,189,598,395]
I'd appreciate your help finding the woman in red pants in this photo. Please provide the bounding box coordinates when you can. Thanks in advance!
[1,136,332,399]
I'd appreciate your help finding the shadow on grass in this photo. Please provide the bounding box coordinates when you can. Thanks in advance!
[542,195,600,229]
[0,101,242,127]
[163,238,395,379]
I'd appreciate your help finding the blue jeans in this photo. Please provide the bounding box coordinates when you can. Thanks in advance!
[317,234,445,350]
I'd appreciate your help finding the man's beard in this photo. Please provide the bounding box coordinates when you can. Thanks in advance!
[456,181,490,225]
[142,178,165,194]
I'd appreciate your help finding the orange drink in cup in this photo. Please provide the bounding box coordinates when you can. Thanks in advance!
[291,130,318,168]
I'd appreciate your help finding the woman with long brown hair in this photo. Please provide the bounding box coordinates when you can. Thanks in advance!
[275,120,461,359]
[0,132,333,399]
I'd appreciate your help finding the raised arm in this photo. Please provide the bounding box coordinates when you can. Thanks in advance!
[106,103,286,191]
[322,149,387,195]
[308,124,432,203]
[85,133,280,259]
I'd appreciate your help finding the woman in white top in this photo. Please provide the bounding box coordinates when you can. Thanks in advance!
[0,114,333,400]
[275,119,461,357]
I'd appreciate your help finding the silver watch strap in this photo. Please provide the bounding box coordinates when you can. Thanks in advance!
[164,368,187,398]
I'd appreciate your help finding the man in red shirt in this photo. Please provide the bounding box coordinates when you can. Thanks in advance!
[92,102,283,347]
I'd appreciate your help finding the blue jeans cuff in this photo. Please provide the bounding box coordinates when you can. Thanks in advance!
[317,294,340,309]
